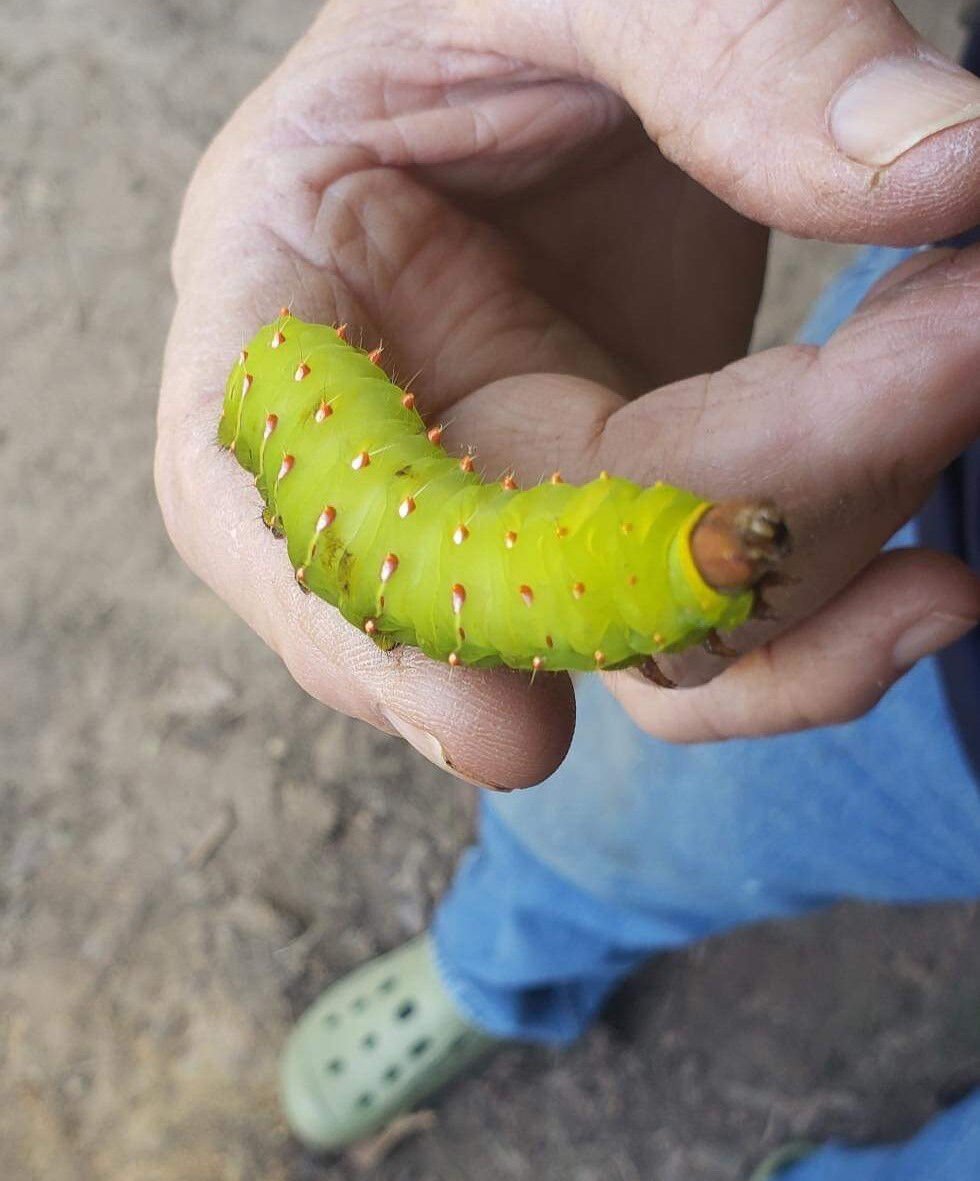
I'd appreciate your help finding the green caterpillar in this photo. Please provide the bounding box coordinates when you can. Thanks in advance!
[218,312,785,673]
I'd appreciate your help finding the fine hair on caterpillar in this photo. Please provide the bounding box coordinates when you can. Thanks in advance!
[218,309,790,674]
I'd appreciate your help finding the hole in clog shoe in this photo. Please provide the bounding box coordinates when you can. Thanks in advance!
[396,1000,416,1021]
[383,1065,401,1084]
[409,1038,432,1058]
[361,1033,378,1050]
[356,1093,374,1108]
[378,976,397,994]
[326,1059,345,1075]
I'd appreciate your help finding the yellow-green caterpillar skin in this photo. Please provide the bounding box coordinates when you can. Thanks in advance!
[218,314,753,672]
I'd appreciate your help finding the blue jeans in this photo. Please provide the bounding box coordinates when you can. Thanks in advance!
[431,244,980,1178]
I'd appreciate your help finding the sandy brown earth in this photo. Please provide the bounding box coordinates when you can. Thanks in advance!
[2,2,979,1179]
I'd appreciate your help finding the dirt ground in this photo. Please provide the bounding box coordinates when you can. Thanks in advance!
[3,2,979,1179]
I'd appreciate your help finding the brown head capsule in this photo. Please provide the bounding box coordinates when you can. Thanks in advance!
[690,500,791,593]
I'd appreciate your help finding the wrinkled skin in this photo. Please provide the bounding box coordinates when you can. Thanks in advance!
[157,0,980,789]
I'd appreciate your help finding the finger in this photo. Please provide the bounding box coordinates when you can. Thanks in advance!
[446,242,980,703]
[805,245,980,495]
[597,241,980,529]
[605,548,980,743]
[610,243,980,684]
[457,244,980,520]
[455,0,980,242]
[157,297,576,792]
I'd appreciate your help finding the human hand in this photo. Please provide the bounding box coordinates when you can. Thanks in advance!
[157,0,980,787]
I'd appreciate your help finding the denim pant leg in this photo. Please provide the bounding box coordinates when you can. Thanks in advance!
[433,641,980,1043]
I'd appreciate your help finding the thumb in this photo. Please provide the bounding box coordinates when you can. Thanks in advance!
[470,0,980,243]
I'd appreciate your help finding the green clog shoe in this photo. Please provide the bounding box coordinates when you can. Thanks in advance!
[280,934,500,1152]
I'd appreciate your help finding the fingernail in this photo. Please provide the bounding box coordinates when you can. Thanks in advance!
[893,613,975,671]
[380,710,513,792]
[830,56,980,167]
